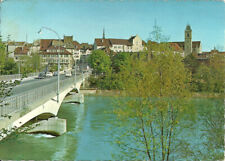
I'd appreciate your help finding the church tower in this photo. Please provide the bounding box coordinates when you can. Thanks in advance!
[184,24,192,56]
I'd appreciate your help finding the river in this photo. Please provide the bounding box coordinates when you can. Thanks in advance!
[0,96,223,160]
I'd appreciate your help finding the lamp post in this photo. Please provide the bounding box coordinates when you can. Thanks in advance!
[38,26,60,103]
[75,59,77,83]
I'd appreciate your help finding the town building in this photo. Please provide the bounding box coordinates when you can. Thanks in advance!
[5,35,93,71]
[13,45,30,61]
[94,30,145,53]
[170,25,202,57]
[196,48,225,62]
[7,41,26,58]
[40,46,74,70]
[39,36,76,70]
[80,43,93,56]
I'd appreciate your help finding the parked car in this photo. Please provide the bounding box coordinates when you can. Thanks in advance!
[46,72,53,77]
[37,72,46,79]
[53,71,58,76]
[65,71,72,77]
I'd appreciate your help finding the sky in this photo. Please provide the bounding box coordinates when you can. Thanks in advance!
[0,0,224,51]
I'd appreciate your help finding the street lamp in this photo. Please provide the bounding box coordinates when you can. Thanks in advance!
[38,26,61,103]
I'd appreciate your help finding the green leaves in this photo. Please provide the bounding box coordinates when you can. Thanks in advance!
[0,42,6,74]
[192,54,225,93]
[111,40,193,160]
[88,50,112,75]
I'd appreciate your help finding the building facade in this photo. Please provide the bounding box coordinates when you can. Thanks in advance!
[40,46,74,70]
[94,34,145,53]
[171,25,202,57]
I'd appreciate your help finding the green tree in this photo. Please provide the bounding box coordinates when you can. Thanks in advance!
[209,54,225,93]
[112,42,192,160]
[112,52,130,73]
[31,52,42,73]
[192,64,211,92]
[0,40,6,74]
[193,54,224,93]
[183,54,199,74]
[88,50,112,75]
[19,56,33,76]
[3,58,18,75]
[49,64,57,72]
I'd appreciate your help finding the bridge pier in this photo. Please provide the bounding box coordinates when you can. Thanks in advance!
[27,117,67,136]
[64,92,84,104]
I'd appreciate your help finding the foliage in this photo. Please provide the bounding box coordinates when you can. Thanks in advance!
[192,54,225,93]
[88,50,112,75]
[18,53,43,75]
[87,51,131,89]
[112,42,193,160]
[3,58,18,75]
[30,52,42,72]
[0,40,18,75]
[112,52,131,73]
[88,72,124,90]
[0,41,6,74]
[183,54,199,74]
[19,55,33,75]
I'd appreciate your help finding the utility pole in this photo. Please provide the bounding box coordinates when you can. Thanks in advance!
[75,59,76,83]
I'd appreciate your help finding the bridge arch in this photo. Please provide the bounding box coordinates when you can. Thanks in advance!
[11,79,84,129]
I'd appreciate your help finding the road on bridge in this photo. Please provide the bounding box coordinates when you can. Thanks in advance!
[12,72,83,96]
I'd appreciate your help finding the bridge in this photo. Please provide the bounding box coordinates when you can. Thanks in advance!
[0,69,91,139]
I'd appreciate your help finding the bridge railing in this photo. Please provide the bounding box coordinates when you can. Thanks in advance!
[0,73,39,81]
[0,71,90,117]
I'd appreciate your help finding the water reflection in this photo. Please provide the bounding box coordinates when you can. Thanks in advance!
[2,96,218,159]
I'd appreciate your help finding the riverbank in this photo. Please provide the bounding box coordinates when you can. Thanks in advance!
[80,89,224,98]
[80,89,121,96]
[191,92,224,98]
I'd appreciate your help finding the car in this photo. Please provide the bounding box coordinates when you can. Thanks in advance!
[46,72,53,77]
[37,72,46,79]
[65,71,72,77]
[53,71,58,76]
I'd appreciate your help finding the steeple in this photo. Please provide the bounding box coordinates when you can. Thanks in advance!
[184,24,192,56]
[103,28,105,39]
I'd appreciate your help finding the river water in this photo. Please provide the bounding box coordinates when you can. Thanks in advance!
[0,96,223,160]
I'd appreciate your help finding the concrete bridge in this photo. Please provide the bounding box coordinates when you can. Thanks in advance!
[0,71,90,139]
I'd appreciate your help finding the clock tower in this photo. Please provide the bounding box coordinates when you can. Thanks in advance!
[184,25,192,56]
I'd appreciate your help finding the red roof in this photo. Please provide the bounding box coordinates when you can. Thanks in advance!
[169,42,184,52]
[40,39,54,51]
[171,41,201,50]
[8,41,25,46]
[14,46,29,55]
[95,39,112,47]
[95,38,132,47]
[196,49,225,60]
[41,46,72,55]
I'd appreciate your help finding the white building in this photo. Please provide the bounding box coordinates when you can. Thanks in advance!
[7,41,26,58]
[94,35,145,53]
